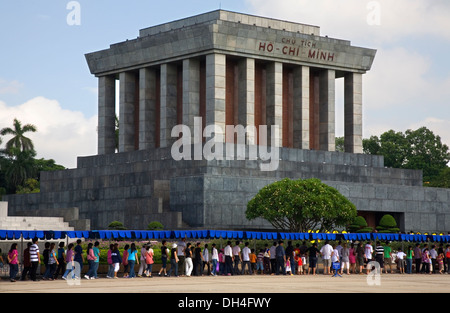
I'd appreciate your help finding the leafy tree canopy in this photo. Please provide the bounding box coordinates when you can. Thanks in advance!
[363,127,450,183]
[246,178,357,233]
[0,119,65,194]
[0,118,37,152]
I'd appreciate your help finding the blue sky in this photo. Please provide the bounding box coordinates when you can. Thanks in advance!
[1,0,449,168]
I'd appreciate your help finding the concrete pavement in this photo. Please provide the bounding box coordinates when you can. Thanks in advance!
[1,273,449,293]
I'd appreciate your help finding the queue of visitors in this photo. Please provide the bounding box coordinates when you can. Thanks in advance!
[3,237,450,282]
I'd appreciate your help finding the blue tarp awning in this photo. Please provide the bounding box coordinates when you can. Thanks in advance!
[1,229,449,242]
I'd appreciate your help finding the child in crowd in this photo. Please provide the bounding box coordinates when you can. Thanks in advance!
[396,248,406,274]
[286,259,292,275]
[250,249,257,274]
[257,249,265,274]
[437,251,444,274]
[296,252,303,275]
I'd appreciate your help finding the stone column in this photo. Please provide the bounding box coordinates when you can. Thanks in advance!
[205,54,226,140]
[293,66,310,149]
[119,72,137,153]
[265,61,283,147]
[237,57,255,144]
[182,58,200,141]
[344,72,363,154]
[98,75,116,155]
[319,69,335,152]
[160,63,178,148]
[139,68,157,150]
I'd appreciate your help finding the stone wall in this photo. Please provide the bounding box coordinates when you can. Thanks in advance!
[169,175,450,233]
[3,146,447,233]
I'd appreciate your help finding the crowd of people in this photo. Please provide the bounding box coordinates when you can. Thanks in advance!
[2,237,450,282]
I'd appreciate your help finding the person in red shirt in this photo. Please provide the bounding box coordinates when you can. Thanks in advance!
[20,242,32,281]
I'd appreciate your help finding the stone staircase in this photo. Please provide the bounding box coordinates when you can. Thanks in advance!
[0,201,75,231]
[0,216,73,231]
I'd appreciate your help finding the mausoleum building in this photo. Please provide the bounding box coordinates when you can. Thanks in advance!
[4,11,450,233]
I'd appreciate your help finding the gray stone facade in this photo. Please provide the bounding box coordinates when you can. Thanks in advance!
[4,145,450,233]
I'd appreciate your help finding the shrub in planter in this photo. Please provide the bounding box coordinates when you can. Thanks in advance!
[376,214,400,233]
[108,221,127,230]
[147,221,164,230]
[348,216,373,233]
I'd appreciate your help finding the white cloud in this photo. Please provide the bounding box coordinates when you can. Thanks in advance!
[246,0,450,44]
[0,78,23,94]
[0,97,97,168]
[364,47,432,110]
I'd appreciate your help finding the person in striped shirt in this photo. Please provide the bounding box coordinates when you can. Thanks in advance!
[29,237,41,281]
[375,242,385,271]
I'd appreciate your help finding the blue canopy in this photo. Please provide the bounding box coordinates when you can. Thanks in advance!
[1,229,449,243]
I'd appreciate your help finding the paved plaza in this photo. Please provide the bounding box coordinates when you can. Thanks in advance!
[1,273,449,293]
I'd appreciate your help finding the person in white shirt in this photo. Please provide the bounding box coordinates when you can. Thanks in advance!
[224,241,233,276]
[232,241,241,275]
[320,241,333,275]
[364,241,374,275]
[211,243,219,276]
[331,245,340,275]
[396,248,406,274]
[241,242,252,275]
[364,241,374,261]
[203,244,210,276]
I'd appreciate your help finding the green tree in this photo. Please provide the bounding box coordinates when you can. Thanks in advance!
[335,137,345,153]
[363,127,450,184]
[33,158,66,180]
[363,135,381,155]
[428,167,450,188]
[363,130,409,168]
[405,127,450,182]
[0,118,37,153]
[4,148,37,193]
[16,178,40,194]
[246,178,357,232]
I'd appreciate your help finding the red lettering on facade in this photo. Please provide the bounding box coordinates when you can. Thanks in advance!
[259,42,266,51]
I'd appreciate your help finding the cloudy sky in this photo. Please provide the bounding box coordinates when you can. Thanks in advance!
[0,0,449,168]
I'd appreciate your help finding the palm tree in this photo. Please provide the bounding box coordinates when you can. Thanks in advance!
[0,118,37,153]
[4,147,37,192]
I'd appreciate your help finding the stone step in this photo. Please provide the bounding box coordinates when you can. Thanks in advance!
[0,217,74,231]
